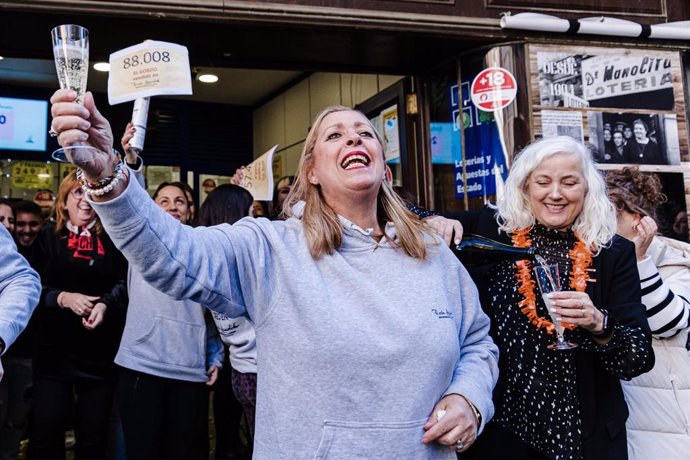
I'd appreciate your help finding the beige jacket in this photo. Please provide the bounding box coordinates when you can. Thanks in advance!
[623,236,690,460]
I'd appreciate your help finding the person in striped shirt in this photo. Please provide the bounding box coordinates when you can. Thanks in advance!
[606,166,690,460]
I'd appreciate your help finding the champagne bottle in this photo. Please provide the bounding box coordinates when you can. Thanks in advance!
[454,234,535,265]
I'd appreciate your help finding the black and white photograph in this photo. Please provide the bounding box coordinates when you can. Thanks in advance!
[588,112,680,165]
[537,52,587,108]
[537,50,678,111]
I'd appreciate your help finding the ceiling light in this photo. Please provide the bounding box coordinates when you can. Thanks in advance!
[198,73,219,83]
[93,62,110,72]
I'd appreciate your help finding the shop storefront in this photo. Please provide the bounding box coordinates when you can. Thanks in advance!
[0,0,688,235]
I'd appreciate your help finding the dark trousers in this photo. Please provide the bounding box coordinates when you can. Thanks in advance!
[27,376,115,460]
[462,422,550,460]
[212,363,246,460]
[0,358,33,460]
[116,367,208,460]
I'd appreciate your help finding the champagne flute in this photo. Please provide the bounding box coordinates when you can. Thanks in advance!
[534,263,577,350]
[51,24,101,162]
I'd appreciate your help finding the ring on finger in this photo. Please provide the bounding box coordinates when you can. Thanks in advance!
[49,128,58,137]
[455,440,464,451]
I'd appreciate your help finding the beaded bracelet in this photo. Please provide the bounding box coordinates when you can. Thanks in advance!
[77,159,125,196]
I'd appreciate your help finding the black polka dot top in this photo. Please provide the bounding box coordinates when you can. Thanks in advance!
[487,224,583,459]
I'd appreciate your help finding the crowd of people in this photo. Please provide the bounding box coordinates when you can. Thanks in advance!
[0,86,688,460]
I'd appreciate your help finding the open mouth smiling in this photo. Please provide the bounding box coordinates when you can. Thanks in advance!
[340,151,371,170]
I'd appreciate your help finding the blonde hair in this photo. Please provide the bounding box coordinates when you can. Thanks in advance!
[54,171,102,235]
[283,105,430,259]
[497,136,616,254]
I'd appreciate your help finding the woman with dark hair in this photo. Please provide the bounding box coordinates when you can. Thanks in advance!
[606,167,690,459]
[197,184,254,227]
[170,181,197,224]
[28,171,128,460]
[251,200,268,218]
[624,119,664,165]
[198,184,258,448]
[231,171,292,220]
[115,179,224,460]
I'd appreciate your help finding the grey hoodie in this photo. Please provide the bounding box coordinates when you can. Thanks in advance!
[115,266,224,382]
[91,178,498,459]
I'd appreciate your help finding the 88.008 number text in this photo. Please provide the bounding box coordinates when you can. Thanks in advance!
[123,51,171,69]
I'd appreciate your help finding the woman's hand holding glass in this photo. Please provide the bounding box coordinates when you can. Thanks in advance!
[50,89,119,186]
[422,393,478,453]
[548,291,607,336]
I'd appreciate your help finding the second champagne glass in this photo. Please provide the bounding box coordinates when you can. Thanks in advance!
[51,24,102,162]
[534,263,577,350]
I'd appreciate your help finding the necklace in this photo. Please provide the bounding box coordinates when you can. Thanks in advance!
[511,227,595,334]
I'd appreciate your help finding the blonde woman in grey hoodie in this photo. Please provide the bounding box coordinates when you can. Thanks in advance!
[51,91,499,459]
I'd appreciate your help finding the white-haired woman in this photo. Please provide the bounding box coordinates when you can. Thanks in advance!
[456,136,654,460]
[49,89,499,459]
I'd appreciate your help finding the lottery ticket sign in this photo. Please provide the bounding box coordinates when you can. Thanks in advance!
[470,67,517,112]
[108,40,192,105]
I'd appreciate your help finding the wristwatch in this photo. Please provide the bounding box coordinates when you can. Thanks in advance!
[591,309,614,338]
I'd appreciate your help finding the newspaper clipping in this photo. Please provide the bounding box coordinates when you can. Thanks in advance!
[541,110,584,143]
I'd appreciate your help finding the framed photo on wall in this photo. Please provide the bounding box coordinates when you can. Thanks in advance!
[587,112,681,165]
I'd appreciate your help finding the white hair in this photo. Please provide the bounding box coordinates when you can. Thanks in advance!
[496,136,616,254]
